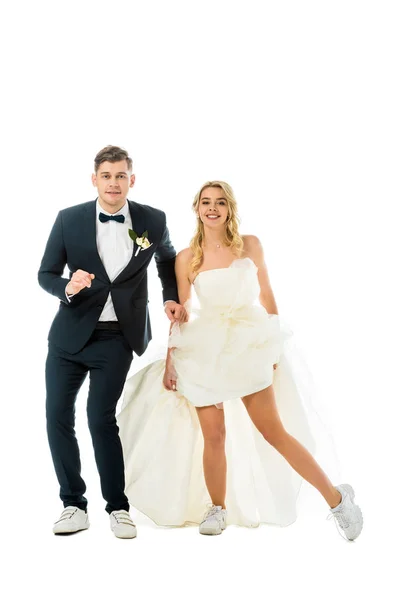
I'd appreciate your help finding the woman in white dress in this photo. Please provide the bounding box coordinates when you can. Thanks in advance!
[117,181,363,540]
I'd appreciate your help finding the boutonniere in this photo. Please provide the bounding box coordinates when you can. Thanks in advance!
[129,229,153,256]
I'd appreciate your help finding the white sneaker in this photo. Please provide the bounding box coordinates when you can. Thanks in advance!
[199,505,227,535]
[109,510,137,539]
[53,507,90,534]
[329,484,363,541]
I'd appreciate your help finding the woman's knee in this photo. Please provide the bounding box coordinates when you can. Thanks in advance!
[203,425,226,448]
[262,425,288,449]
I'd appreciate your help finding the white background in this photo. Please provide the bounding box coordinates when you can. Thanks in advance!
[1,1,399,598]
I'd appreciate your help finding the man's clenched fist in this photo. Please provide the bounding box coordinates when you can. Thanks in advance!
[66,270,95,296]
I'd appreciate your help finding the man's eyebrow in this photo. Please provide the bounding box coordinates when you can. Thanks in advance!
[99,171,128,175]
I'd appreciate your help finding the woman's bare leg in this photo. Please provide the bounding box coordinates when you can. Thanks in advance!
[242,386,341,508]
[196,405,227,508]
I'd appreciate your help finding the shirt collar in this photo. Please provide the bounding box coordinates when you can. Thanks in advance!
[96,198,129,218]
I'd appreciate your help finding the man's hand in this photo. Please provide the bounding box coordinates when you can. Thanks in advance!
[66,270,95,296]
[164,301,188,324]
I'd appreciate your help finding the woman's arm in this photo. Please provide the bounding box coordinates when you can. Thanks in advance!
[175,248,193,306]
[164,249,193,389]
[166,249,192,359]
[245,235,280,370]
[245,235,278,315]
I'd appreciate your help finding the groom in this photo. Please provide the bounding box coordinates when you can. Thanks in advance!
[38,145,187,538]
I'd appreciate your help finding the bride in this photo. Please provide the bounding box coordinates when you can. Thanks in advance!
[117,180,363,540]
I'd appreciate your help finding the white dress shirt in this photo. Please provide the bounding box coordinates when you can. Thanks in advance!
[66,199,174,318]
[95,200,133,321]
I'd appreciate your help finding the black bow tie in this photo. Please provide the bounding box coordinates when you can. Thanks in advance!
[99,212,125,224]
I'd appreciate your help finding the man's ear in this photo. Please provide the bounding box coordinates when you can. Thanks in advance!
[91,173,97,187]
[130,174,136,188]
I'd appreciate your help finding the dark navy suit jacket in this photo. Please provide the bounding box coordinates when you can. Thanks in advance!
[38,199,179,355]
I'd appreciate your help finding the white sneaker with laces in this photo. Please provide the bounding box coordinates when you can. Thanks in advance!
[109,510,137,539]
[199,505,227,535]
[329,484,363,541]
[53,507,89,534]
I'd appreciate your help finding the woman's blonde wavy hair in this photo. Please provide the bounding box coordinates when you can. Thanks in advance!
[189,181,244,274]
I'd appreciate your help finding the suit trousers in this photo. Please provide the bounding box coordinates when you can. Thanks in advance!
[45,328,133,513]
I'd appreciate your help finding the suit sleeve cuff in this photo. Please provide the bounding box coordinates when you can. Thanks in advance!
[65,285,75,303]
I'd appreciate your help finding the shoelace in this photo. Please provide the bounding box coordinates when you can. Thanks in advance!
[202,505,223,522]
[112,511,135,527]
[327,510,350,541]
[55,507,78,523]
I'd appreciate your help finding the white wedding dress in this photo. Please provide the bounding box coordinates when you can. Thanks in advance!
[117,257,318,527]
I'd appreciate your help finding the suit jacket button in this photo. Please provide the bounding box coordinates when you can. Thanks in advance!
[97,305,103,309]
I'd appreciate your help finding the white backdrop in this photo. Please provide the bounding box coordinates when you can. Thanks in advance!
[1,1,399,598]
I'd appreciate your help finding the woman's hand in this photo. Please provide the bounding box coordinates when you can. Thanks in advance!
[163,359,177,391]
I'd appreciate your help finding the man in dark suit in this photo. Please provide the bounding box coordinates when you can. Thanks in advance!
[38,145,187,538]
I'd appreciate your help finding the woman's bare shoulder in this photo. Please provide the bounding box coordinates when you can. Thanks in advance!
[175,248,194,272]
[242,234,262,252]
[176,247,193,263]
[175,248,195,284]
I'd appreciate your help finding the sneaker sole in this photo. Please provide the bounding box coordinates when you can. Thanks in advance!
[199,524,226,536]
[53,523,90,535]
[112,531,137,539]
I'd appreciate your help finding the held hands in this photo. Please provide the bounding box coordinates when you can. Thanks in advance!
[164,301,188,324]
[66,270,95,296]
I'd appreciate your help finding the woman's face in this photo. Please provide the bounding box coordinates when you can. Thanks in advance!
[198,186,229,229]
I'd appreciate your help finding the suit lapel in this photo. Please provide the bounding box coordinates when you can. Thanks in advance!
[82,201,110,282]
[113,200,146,284]
[128,200,146,243]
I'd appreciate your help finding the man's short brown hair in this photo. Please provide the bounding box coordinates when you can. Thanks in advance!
[94,145,133,172]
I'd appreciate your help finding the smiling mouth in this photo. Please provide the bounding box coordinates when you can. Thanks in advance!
[206,215,220,219]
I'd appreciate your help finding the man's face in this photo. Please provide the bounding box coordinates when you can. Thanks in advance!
[92,160,135,212]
